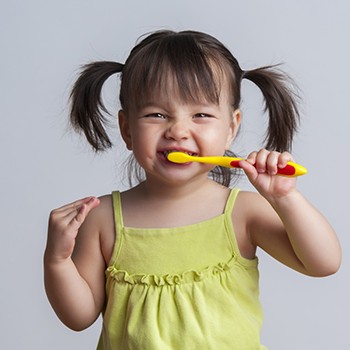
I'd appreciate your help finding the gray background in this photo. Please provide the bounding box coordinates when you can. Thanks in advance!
[1,1,349,349]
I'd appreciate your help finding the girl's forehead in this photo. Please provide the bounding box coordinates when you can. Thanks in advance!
[133,82,233,115]
[133,68,233,110]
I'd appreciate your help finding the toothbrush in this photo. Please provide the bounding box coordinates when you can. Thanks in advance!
[167,152,307,177]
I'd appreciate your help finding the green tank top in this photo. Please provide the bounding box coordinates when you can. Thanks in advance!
[97,189,267,350]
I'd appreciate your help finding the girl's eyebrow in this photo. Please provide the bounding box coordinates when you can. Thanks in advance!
[136,102,164,111]
[138,103,218,113]
[137,101,223,116]
[141,101,159,108]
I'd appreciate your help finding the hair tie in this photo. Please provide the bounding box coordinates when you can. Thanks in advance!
[113,62,124,73]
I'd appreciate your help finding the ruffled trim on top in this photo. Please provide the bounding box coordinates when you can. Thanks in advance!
[105,255,249,286]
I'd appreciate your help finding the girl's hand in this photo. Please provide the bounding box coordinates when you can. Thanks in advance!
[45,197,100,264]
[239,149,297,199]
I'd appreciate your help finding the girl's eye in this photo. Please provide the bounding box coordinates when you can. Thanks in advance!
[145,113,166,119]
[194,113,212,119]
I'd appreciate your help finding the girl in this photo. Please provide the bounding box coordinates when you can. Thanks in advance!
[44,30,341,349]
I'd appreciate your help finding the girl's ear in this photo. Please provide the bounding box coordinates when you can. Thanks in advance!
[118,110,133,150]
[225,109,241,149]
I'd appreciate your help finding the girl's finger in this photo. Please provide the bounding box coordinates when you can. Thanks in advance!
[238,159,259,184]
[68,197,100,228]
[62,207,80,225]
[254,149,270,173]
[278,151,294,168]
[266,151,281,175]
[246,151,258,164]
[49,197,100,231]
[54,197,95,214]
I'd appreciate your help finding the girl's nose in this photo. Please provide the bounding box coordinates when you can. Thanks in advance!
[165,120,190,140]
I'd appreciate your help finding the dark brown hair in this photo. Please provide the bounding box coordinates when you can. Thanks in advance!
[70,30,299,187]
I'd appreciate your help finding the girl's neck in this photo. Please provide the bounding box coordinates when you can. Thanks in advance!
[120,177,231,229]
[138,175,221,202]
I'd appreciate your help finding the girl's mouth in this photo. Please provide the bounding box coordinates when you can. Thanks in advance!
[162,150,197,158]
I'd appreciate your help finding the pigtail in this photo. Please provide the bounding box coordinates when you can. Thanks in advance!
[242,66,300,152]
[69,61,123,151]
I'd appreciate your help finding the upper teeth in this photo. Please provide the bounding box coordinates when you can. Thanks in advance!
[164,150,193,157]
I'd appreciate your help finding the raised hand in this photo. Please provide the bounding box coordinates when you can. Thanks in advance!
[239,149,298,199]
[45,197,100,263]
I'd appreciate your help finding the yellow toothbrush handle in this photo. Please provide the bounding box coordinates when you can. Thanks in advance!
[167,153,307,177]
[197,156,244,167]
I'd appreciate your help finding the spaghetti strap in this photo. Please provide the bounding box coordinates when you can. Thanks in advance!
[112,191,124,232]
[223,189,241,257]
[224,188,240,215]
[224,188,255,265]
[108,191,124,266]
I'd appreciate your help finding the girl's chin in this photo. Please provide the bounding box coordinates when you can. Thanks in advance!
[145,166,210,186]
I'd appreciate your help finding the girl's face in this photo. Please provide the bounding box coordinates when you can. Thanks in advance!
[119,85,240,186]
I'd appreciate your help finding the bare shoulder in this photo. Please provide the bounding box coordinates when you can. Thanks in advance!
[234,190,276,222]
[237,191,281,232]
[96,194,114,219]
[231,190,282,259]
[78,194,114,232]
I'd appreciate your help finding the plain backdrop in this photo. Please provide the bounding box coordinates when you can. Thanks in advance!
[1,1,349,349]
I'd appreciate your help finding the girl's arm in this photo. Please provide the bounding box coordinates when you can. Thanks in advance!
[44,197,106,331]
[239,149,341,277]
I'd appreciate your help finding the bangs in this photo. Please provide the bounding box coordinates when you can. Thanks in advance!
[121,33,230,111]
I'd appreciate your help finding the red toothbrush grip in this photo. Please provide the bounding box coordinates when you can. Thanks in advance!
[277,164,296,176]
[229,160,241,168]
[230,160,297,177]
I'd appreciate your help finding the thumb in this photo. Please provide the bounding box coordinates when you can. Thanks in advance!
[239,159,260,185]
[72,197,100,228]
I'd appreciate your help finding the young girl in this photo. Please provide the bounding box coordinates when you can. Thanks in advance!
[44,30,341,349]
